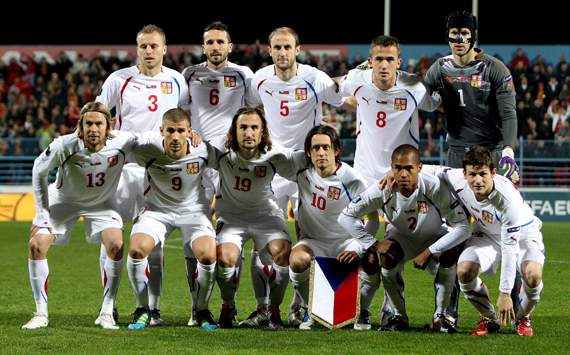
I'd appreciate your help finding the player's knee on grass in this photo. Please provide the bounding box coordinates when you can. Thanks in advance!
[379,240,403,270]
[289,246,313,273]
[266,239,291,266]
[362,250,380,274]
[192,236,217,265]
[216,243,240,267]
[521,261,543,288]
[28,233,53,259]
[129,233,155,259]
[457,261,479,283]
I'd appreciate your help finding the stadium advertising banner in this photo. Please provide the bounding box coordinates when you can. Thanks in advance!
[1,188,569,222]
[521,188,570,222]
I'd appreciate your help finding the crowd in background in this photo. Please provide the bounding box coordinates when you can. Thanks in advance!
[1,45,570,158]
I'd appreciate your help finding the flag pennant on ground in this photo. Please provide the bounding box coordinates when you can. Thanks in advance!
[309,256,360,328]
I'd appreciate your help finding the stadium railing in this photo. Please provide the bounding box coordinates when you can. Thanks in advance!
[1,137,569,187]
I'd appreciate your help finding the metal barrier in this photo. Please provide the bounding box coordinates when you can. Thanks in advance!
[1,137,569,187]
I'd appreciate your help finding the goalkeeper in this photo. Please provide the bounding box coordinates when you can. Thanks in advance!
[422,10,519,183]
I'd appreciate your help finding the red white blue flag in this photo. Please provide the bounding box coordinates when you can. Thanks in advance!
[309,256,360,328]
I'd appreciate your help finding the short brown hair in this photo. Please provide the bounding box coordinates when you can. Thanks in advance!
[268,27,299,46]
[225,106,272,153]
[463,145,495,170]
[76,101,114,140]
[137,24,166,44]
[369,35,401,57]
[162,108,190,126]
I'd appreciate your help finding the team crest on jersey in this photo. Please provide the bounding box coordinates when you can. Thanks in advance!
[482,210,494,223]
[394,98,407,111]
[254,166,267,177]
[327,186,341,200]
[417,201,428,214]
[295,88,307,101]
[187,162,200,174]
[224,76,236,88]
[161,82,173,94]
[107,155,119,167]
[470,74,482,88]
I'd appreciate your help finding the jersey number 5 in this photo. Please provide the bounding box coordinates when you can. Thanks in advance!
[280,100,289,116]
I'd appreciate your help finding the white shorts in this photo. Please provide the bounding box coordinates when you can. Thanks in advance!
[216,214,290,252]
[458,232,501,275]
[294,237,364,258]
[131,210,215,248]
[385,227,445,262]
[113,163,145,223]
[37,204,122,245]
[459,225,545,276]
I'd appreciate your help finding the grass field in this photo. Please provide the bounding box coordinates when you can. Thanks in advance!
[1,221,569,354]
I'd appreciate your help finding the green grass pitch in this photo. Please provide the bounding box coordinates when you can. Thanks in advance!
[1,222,568,354]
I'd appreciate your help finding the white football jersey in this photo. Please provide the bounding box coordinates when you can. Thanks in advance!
[424,166,541,291]
[32,131,137,226]
[131,132,216,215]
[214,146,297,221]
[340,69,431,180]
[96,65,188,133]
[182,62,254,140]
[341,172,469,252]
[296,162,367,241]
[250,63,343,149]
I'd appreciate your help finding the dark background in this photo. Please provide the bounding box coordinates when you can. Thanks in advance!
[0,0,565,45]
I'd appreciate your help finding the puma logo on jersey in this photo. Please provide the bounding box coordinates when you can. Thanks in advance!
[376,100,388,105]
[265,90,273,96]
[314,185,324,191]
[362,97,370,104]
[132,85,141,91]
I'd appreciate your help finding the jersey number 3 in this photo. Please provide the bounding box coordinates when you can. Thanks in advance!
[148,95,158,112]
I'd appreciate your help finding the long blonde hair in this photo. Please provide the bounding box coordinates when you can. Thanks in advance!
[76,101,114,140]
